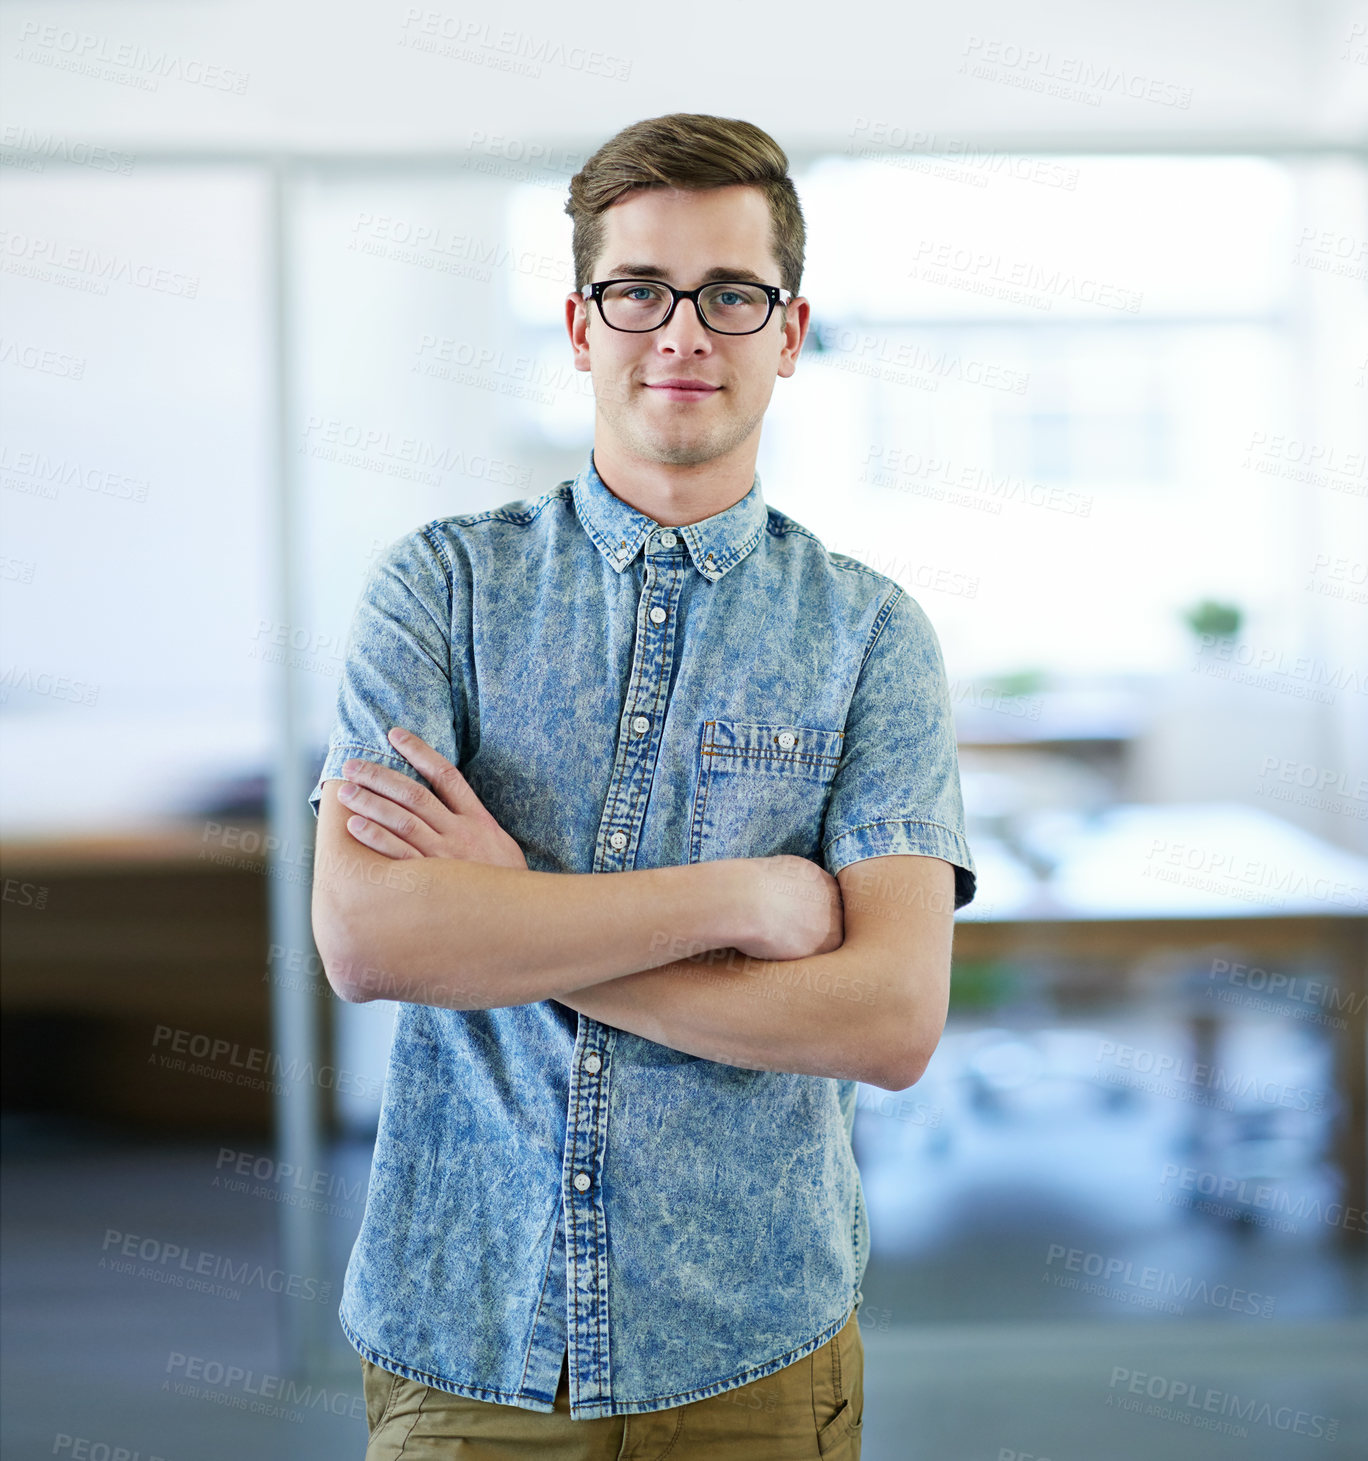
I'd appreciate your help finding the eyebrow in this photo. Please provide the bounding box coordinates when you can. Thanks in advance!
[603,262,772,286]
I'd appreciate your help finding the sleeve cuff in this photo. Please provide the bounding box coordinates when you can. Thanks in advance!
[823,817,978,911]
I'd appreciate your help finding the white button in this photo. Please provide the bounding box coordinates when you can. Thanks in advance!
[777,730,797,750]
[573,1172,591,1192]
[649,606,667,624]
[609,830,628,850]
[583,1053,601,1074]
[632,715,649,734]
[660,531,677,548]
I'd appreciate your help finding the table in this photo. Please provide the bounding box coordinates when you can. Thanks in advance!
[952,802,1368,1244]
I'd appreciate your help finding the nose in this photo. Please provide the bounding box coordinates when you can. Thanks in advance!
[656,296,712,353]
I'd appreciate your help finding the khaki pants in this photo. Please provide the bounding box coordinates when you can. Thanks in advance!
[360,1311,863,1459]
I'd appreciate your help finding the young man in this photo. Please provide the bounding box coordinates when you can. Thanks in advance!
[309,112,976,1459]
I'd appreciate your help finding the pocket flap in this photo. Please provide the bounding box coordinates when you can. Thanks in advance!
[700,720,844,780]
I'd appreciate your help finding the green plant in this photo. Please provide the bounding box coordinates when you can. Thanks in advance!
[1181,598,1242,640]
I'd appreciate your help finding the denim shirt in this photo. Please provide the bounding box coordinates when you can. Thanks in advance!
[308,450,976,1419]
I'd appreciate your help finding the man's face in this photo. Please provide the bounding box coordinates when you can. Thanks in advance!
[566,184,809,469]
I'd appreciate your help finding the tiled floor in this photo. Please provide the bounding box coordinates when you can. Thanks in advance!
[5,1110,1366,1459]
[5,986,1368,1461]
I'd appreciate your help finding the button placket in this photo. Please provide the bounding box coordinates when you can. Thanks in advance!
[593,542,684,872]
[566,529,688,1404]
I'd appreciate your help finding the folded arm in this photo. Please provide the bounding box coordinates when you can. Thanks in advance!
[310,736,840,1011]
[311,733,953,1090]
[312,777,759,1008]
[554,854,955,1091]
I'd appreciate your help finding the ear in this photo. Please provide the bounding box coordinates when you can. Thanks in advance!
[776,296,811,379]
[566,292,592,372]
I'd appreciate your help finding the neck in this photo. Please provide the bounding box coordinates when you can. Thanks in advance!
[589,441,756,527]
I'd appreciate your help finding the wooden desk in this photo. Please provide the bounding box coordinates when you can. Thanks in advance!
[1,820,331,1133]
[954,803,1368,1245]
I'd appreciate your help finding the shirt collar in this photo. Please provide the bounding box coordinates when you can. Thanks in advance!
[570,449,767,583]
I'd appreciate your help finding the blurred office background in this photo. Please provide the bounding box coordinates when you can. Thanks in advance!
[2,1,1366,1457]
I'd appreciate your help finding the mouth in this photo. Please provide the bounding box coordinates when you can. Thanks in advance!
[645,380,721,401]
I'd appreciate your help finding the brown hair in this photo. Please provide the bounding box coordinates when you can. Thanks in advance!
[564,113,805,301]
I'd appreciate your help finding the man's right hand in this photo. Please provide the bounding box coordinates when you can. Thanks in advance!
[335,727,528,871]
[728,854,845,963]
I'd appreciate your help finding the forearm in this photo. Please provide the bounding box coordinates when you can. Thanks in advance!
[553,939,909,1089]
[313,847,757,1010]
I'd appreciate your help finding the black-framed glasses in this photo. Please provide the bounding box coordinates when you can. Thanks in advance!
[580,278,793,335]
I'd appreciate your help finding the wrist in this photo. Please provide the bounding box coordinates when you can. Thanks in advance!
[701,857,765,951]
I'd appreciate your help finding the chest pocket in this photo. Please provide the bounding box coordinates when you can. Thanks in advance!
[688,719,844,864]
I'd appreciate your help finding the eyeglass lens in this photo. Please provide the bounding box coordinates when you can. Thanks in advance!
[599,280,772,333]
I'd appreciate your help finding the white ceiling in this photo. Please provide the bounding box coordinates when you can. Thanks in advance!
[1,0,1364,160]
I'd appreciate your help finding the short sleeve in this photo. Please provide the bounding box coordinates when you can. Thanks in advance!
[307,525,463,821]
[821,588,977,910]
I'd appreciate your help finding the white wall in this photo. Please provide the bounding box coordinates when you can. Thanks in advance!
[2,0,1365,153]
